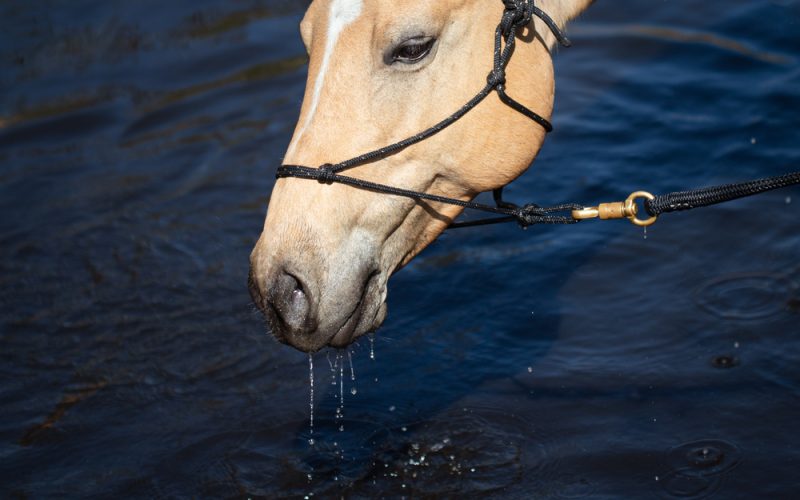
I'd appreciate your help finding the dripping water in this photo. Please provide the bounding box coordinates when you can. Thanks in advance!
[338,352,345,432]
[348,350,357,396]
[369,332,375,360]
[308,354,315,447]
[327,351,337,386]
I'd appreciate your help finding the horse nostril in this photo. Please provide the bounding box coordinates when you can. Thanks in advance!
[269,270,317,334]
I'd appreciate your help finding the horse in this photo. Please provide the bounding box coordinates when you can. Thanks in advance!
[249,0,593,352]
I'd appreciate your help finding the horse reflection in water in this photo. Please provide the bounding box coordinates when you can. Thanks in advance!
[249,0,593,352]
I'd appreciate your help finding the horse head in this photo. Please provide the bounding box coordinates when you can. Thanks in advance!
[250,0,593,352]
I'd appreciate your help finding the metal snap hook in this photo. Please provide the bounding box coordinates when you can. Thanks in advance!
[625,191,658,227]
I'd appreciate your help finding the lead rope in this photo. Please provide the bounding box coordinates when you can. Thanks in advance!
[276,0,800,230]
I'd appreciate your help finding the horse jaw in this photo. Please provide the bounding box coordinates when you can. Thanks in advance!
[250,0,593,352]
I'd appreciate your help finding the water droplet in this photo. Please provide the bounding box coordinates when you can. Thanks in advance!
[389,405,396,412]
[733,341,740,349]
[786,196,792,204]
[351,387,357,395]
[339,424,344,432]
[750,137,757,144]
[643,226,648,240]
[527,366,533,373]
[308,438,315,446]
[401,426,407,432]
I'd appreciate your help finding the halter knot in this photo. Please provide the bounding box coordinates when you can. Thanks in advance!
[317,164,336,184]
[514,203,544,227]
[501,0,534,36]
[487,69,506,88]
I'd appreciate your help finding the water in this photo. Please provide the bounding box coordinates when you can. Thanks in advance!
[1,0,799,497]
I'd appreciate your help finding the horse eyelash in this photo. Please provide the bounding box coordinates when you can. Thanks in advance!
[391,38,435,64]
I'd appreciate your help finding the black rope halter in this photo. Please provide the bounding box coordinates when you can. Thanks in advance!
[276,0,800,229]
[276,0,580,228]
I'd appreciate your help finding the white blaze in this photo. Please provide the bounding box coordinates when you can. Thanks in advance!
[287,0,363,157]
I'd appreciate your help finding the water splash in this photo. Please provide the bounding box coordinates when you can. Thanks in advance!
[308,354,315,447]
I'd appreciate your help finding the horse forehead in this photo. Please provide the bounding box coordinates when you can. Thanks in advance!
[327,0,363,27]
[312,0,457,34]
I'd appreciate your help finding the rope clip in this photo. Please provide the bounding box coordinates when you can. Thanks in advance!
[571,191,658,227]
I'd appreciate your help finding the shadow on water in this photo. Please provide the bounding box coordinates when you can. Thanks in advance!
[1,0,799,498]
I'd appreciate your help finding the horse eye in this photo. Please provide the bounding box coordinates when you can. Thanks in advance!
[391,37,435,64]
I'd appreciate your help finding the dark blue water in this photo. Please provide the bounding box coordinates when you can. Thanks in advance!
[2,1,799,498]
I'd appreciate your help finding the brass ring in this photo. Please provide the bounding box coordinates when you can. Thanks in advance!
[625,191,658,227]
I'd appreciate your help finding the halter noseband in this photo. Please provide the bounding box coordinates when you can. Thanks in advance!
[276,0,575,228]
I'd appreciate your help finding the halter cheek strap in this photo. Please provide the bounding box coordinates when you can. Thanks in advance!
[276,0,580,228]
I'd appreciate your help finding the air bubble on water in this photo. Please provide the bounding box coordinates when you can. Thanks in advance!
[308,354,315,446]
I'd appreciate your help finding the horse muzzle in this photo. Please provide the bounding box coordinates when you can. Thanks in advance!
[249,248,386,352]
